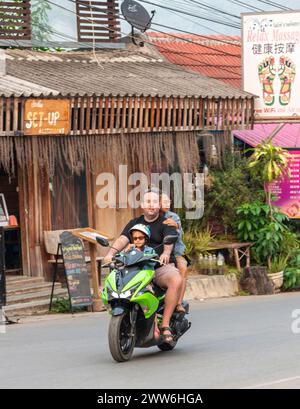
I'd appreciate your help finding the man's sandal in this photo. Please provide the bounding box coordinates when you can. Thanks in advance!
[160,327,174,344]
[175,304,186,314]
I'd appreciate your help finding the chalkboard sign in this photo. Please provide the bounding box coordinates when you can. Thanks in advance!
[60,231,92,308]
[0,227,6,308]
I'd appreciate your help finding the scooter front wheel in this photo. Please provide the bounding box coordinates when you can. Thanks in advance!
[108,313,135,362]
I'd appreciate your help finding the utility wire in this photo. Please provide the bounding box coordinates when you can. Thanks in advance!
[63,0,242,55]
[163,0,241,26]
[40,1,242,81]
[137,0,241,29]
[255,0,292,11]
[185,0,241,20]
[223,0,264,12]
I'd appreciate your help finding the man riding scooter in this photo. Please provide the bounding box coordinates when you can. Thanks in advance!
[103,188,183,345]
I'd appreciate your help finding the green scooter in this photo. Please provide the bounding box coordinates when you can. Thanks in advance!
[97,235,191,362]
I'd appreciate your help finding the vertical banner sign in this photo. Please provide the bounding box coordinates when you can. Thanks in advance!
[242,11,300,119]
[0,227,6,308]
[24,99,71,136]
[60,231,93,308]
[269,150,300,218]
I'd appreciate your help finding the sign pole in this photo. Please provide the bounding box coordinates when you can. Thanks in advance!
[89,242,103,312]
[0,227,6,309]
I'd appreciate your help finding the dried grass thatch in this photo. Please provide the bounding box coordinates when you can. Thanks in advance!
[0,131,200,177]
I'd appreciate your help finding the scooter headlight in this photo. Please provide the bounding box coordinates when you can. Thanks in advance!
[119,290,132,299]
[106,283,141,299]
[119,284,141,299]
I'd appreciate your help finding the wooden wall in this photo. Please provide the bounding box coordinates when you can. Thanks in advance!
[0,93,256,278]
[0,95,255,137]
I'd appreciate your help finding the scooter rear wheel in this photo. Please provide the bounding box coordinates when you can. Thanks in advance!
[108,313,135,362]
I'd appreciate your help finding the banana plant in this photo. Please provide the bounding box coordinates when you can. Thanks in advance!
[247,142,291,213]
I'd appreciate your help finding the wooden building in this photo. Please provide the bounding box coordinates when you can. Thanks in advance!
[0,47,255,279]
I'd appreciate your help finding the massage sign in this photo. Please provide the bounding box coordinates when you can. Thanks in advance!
[242,11,300,119]
[24,99,71,136]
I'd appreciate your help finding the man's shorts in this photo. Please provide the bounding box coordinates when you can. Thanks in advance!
[154,263,181,289]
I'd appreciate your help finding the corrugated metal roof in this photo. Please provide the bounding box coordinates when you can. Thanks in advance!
[0,48,252,99]
[0,74,58,97]
[147,33,242,89]
[234,124,300,148]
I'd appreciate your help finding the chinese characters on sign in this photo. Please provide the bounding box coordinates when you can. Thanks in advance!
[252,43,296,55]
[242,11,300,119]
[24,99,71,136]
[269,150,300,218]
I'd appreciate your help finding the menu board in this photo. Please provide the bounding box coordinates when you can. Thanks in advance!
[0,227,6,308]
[60,231,92,308]
[269,150,300,218]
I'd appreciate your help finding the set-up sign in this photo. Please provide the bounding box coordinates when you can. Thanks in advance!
[24,99,71,136]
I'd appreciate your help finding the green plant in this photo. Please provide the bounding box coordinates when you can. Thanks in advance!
[254,222,288,269]
[283,268,300,291]
[247,142,290,211]
[283,249,300,291]
[183,227,215,260]
[50,297,87,314]
[236,200,291,267]
[269,255,289,274]
[177,150,264,235]
[50,297,71,313]
[237,290,251,296]
[236,201,274,242]
[198,150,264,235]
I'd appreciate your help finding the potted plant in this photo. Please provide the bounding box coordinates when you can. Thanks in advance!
[268,256,288,291]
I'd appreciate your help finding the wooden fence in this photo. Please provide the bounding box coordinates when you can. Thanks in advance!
[0,95,254,136]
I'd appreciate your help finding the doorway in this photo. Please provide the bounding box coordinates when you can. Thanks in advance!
[50,162,88,230]
[0,166,22,275]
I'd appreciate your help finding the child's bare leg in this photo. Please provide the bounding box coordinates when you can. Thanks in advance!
[176,256,188,306]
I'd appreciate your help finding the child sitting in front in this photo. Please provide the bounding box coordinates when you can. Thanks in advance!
[125,223,155,256]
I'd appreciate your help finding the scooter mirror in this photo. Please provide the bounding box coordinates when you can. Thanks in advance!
[96,236,110,247]
[163,234,178,245]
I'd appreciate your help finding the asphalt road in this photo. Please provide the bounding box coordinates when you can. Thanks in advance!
[1,293,300,389]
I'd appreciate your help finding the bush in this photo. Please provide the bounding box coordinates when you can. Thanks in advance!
[283,250,300,291]
[200,151,264,235]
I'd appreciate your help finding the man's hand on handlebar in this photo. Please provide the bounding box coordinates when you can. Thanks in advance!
[159,253,170,265]
[103,255,114,265]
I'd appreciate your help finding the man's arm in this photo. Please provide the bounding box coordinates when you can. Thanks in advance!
[103,235,129,263]
[159,223,177,265]
[103,218,136,263]
[160,243,174,265]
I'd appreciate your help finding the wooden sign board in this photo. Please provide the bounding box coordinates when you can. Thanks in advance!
[72,227,112,245]
[60,231,92,309]
[24,99,71,136]
[0,227,6,308]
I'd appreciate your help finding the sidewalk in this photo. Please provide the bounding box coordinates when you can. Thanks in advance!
[8,273,239,324]
[185,274,239,301]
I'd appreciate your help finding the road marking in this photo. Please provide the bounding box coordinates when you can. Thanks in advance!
[243,375,300,389]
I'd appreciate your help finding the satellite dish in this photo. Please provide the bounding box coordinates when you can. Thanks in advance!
[121,0,156,46]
